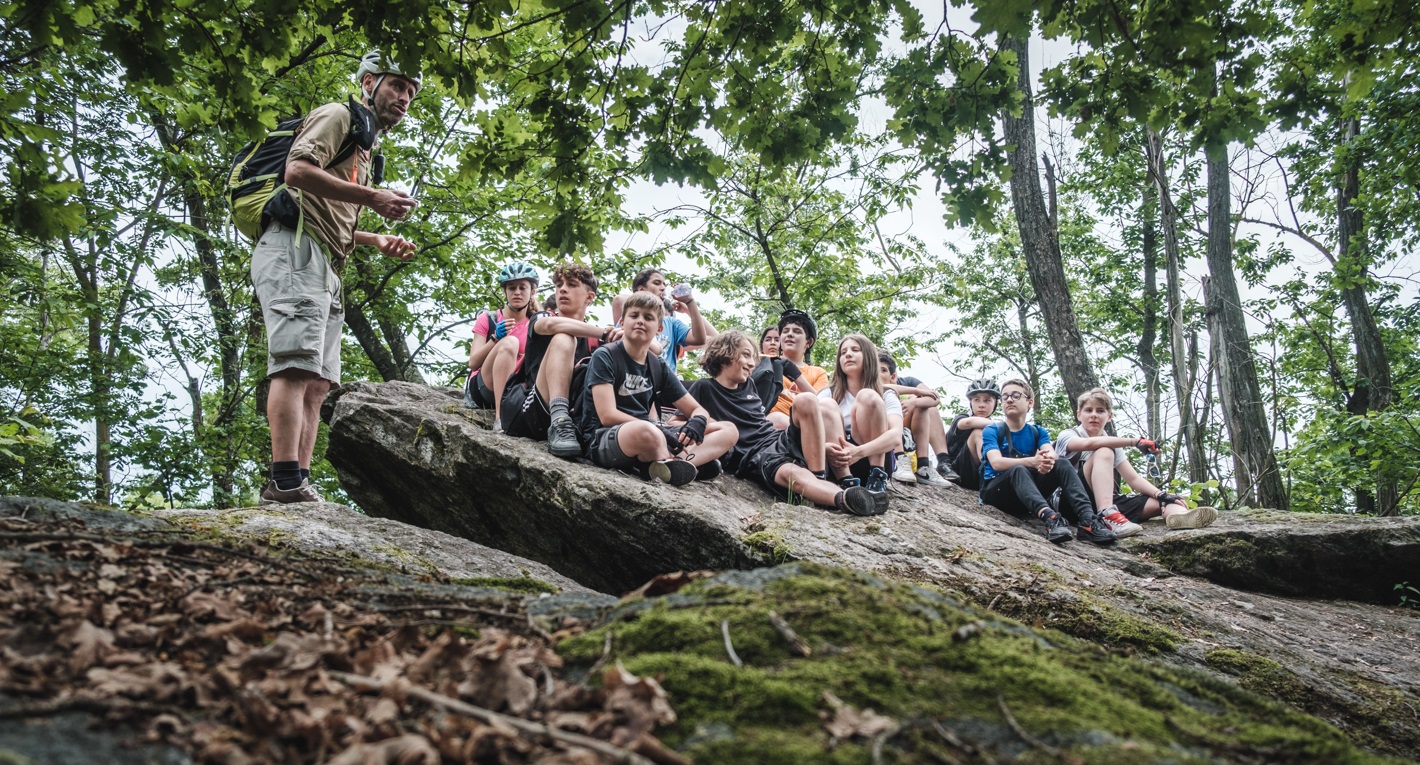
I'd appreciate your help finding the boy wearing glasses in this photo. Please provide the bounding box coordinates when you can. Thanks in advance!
[979,379,1116,545]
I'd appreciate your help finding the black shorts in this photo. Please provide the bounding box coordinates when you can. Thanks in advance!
[1114,492,1152,522]
[739,425,808,501]
[499,381,550,439]
[588,424,638,470]
[463,371,497,409]
[846,434,895,481]
[950,447,980,490]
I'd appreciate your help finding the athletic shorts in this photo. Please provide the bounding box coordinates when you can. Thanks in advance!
[499,381,550,440]
[252,223,343,382]
[588,424,640,470]
[463,371,497,409]
[951,448,981,490]
[1114,492,1152,522]
[739,425,808,501]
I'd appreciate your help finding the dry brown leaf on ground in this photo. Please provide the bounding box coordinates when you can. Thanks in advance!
[240,631,328,674]
[183,591,245,621]
[67,618,116,673]
[621,570,716,600]
[87,662,189,701]
[458,634,540,715]
[821,691,897,741]
[325,734,439,765]
[602,662,676,747]
[405,629,463,683]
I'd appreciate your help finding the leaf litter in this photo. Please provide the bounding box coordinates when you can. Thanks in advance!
[0,516,683,764]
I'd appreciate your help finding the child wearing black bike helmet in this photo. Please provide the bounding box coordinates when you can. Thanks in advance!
[768,308,830,427]
[942,378,1002,490]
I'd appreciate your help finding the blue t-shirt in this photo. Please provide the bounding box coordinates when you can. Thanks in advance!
[656,316,692,369]
[980,422,1051,481]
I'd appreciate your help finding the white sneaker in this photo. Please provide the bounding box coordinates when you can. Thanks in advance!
[1166,505,1218,530]
[891,461,917,484]
[915,467,953,487]
[1098,506,1143,538]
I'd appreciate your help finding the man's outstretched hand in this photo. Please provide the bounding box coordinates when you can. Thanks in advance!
[373,234,417,261]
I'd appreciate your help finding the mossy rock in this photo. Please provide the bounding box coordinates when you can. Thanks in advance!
[558,563,1396,764]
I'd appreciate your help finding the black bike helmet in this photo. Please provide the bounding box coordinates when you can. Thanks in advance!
[966,378,1002,400]
[777,308,818,346]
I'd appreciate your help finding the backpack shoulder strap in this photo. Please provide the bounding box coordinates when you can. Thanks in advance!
[995,422,1015,458]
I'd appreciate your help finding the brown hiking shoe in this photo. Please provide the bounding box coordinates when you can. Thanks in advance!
[260,479,322,505]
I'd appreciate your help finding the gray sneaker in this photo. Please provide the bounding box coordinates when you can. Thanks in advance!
[547,416,582,458]
[915,466,953,487]
[260,479,321,505]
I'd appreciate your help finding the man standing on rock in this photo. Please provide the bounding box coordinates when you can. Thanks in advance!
[256,51,421,504]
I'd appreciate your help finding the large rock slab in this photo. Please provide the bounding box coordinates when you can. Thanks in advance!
[1128,508,1420,602]
[325,381,1420,759]
[151,501,589,593]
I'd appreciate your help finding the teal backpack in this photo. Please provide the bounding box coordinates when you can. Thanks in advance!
[224,98,378,241]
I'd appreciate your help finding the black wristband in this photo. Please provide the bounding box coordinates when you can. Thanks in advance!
[783,362,803,382]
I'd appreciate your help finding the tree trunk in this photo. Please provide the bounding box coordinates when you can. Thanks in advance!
[1336,116,1396,516]
[1203,141,1288,510]
[1139,180,1162,442]
[1146,131,1208,485]
[345,301,406,382]
[1000,34,1100,405]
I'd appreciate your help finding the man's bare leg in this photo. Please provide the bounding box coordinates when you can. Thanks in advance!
[269,370,320,465]
[297,377,332,469]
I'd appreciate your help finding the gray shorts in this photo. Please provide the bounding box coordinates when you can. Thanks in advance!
[589,424,639,470]
[251,223,344,382]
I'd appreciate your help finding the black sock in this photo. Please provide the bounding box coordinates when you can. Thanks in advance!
[833,491,847,512]
[813,470,829,482]
[272,461,302,490]
[937,452,950,466]
[549,396,570,420]
[300,468,310,480]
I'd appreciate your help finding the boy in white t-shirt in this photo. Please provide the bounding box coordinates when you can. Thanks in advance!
[1055,388,1218,535]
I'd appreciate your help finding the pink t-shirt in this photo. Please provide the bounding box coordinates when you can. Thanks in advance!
[469,309,531,379]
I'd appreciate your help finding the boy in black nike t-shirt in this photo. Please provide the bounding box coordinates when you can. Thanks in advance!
[687,331,879,515]
[577,292,737,486]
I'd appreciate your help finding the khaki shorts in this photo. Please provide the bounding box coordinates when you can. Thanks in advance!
[251,223,343,383]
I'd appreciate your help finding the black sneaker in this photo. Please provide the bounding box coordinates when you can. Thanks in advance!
[865,466,890,515]
[1039,508,1073,544]
[839,486,877,516]
[547,416,582,458]
[1075,510,1118,544]
[649,459,697,487]
[695,459,722,481]
[936,461,961,483]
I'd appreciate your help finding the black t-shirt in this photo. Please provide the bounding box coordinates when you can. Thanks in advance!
[944,412,974,460]
[518,313,596,389]
[578,343,688,435]
[687,377,779,469]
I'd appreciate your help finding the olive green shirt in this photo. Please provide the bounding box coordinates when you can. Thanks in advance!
[284,102,377,269]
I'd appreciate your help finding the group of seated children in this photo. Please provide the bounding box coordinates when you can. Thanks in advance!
[465,260,1219,536]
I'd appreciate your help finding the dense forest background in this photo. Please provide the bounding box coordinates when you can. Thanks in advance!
[1,0,1415,516]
